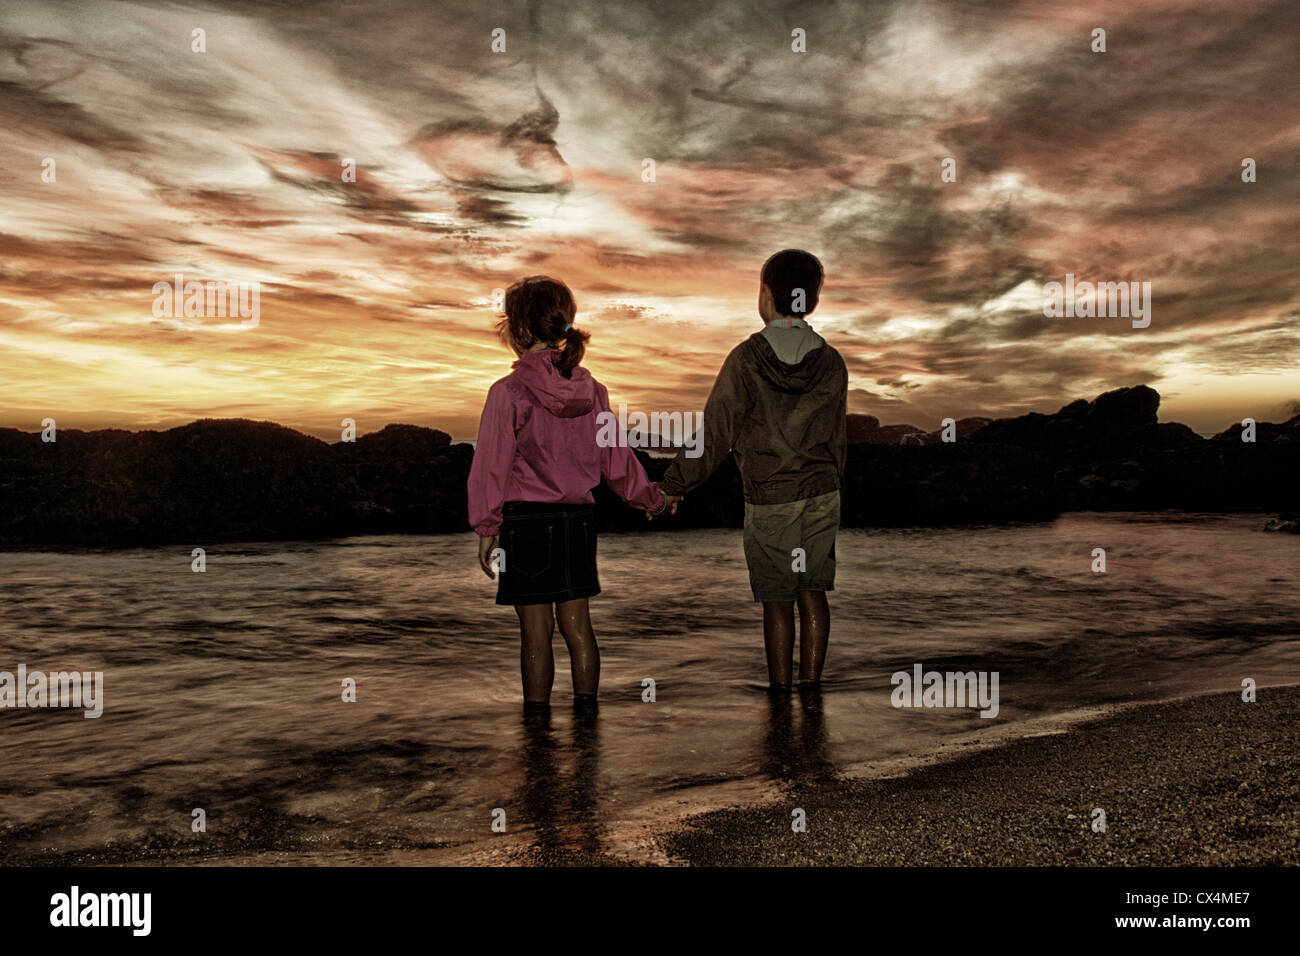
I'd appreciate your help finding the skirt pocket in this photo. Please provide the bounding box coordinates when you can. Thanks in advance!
[579,516,598,572]
[505,522,555,579]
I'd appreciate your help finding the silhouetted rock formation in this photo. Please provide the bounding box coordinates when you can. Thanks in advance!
[959,386,1299,513]
[848,414,995,446]
[846,414,927,445]
[333,424,471,534]
[1,385,1296,546]
[0,419,469,547]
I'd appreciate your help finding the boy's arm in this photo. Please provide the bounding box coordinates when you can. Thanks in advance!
[597,384,666,513]
[831,352,848,487]
[466,381,518,536]
[659,345,748,497]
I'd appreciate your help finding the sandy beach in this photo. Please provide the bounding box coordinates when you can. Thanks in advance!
[651,685,1300,867]
[12,685,1295,868]
[9,679,1297,868]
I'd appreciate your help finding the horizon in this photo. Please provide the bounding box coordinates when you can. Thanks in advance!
[2,0,1298,438]
[8,379,1285,445]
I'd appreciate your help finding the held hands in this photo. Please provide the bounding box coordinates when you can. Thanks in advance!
[477,534,499,578]
[648,493,683,521]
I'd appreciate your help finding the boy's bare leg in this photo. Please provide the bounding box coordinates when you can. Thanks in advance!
[796,589,830,683]
[762,601,796,689]
[555,597,600,698]
[515,603,556,703]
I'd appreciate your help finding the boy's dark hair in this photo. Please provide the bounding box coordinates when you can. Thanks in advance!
[498,275,589,375]
[761,249,824,317]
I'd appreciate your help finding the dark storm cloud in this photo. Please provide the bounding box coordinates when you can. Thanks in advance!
[0,0,1295,435]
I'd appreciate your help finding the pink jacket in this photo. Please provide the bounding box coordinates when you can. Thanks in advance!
[468,349,665,536]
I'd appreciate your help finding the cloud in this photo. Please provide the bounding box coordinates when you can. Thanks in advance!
[0,0,1296,437]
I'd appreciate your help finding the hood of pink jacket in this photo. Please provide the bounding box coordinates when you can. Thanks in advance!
[508,349,595,418]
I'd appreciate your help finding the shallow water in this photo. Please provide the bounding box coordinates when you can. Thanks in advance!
[0,513,1296,862]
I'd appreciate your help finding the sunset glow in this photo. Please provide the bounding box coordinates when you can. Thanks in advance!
[2,0,1298,439]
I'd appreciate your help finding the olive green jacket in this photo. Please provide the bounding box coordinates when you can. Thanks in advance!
[660,332,847,505]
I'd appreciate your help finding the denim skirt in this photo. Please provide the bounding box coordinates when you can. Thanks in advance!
[496,501,600,606]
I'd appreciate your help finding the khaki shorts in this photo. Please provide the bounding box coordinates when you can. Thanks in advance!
[742,490,840,602]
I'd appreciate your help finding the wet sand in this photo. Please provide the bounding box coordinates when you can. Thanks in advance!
[655,685,1300,866]
[11,687,1296,867]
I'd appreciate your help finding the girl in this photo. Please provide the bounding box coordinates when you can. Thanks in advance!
[468,276,680,707]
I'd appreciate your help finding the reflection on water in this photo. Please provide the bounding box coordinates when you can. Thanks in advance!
[0,513,1297,863]
[762,686,837,784]
[516,702,604,856]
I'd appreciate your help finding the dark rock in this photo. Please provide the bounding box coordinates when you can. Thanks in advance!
[846,414,927,445]
[334,424,469,533]
[846,414,880,443]
[0,419,470,546]
[967,385,1160,450]
[1090,384,1160,429]
[1213,414,1300,444]
[1,385,1298,546]
[917,417,992,444]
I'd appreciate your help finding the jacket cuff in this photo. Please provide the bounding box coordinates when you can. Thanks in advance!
[658,475,684,496]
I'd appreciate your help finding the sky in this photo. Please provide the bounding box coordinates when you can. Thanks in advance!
[1,0,1297,440]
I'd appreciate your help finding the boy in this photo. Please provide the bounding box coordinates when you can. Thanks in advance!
[660,250,847,688]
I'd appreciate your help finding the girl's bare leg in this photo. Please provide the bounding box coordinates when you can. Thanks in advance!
[796,589,830,684]
[762,601,796,689]
[555,597,600,697]
[515,603,556,703]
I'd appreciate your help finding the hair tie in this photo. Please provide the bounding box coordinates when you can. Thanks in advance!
[563,323,573,331]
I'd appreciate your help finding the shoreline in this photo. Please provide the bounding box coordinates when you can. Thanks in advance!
[181,683,1299,868]
[0,509,1287,555]
[654,684,1300,866]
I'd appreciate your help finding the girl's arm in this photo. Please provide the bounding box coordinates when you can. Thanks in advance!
[596,383,666,514]
[467,381,518,536]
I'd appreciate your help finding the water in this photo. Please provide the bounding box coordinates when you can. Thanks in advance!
[1,513,1297,863]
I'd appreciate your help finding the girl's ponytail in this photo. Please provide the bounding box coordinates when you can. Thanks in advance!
[554,323,590,375]
[499,275,589,377]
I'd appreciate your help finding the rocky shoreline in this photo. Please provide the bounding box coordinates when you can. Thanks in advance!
[2,385,1296,546]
